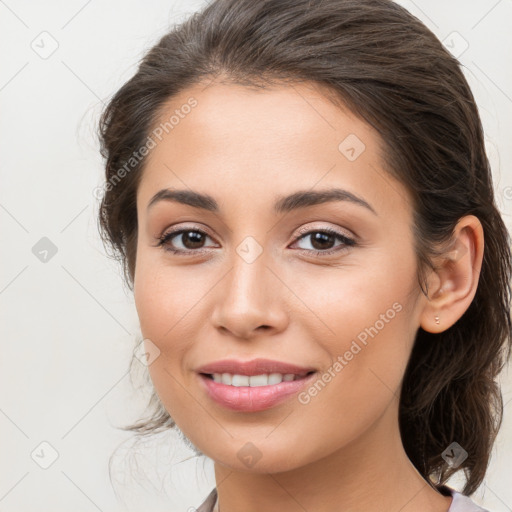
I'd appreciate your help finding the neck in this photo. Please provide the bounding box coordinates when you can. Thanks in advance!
[213,400,453,512]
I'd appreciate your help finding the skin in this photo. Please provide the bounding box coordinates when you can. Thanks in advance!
[133,80,484,512]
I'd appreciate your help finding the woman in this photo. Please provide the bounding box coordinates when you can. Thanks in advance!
[97,0,511,510]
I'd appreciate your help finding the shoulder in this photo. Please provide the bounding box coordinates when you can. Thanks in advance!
[196,486,492,512]
[439,485,491,512]
[196,487,217,512]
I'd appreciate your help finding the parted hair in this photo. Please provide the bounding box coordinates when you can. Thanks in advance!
[97,0,512,495]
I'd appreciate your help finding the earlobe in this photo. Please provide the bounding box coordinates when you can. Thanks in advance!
[419,215,484,334]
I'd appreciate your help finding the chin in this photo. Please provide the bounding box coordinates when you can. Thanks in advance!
[201,437,315,474]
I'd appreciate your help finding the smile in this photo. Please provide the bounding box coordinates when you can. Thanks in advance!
[198,371,317,412]
[204,372,313,387]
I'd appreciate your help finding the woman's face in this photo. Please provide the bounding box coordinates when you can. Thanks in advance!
[133,81,427,472]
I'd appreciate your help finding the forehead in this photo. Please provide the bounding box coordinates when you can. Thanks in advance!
[137,81,412,221]
[147,80,367,158]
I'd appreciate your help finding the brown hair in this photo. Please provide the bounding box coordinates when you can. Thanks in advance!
[97,0,512,495]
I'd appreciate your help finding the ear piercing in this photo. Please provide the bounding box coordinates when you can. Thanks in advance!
[435,286,443,325]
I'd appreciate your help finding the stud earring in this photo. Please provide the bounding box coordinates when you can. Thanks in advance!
[435,315,440,325]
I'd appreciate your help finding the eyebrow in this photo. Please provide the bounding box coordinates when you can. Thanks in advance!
[146,188,377,216]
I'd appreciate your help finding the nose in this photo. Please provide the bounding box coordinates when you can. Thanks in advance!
[210,250,289,340]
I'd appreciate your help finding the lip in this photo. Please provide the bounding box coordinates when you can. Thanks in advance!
[195,358,316,377]
[196,358,317,412]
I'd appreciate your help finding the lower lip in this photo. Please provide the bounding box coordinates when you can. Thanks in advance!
[198,372,317,412]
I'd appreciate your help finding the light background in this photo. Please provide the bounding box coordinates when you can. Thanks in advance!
[1,0,511,510]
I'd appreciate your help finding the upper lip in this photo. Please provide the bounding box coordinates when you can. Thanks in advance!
[196,358,317,377]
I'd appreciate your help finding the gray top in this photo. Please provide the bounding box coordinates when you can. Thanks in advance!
[196,485,490,512]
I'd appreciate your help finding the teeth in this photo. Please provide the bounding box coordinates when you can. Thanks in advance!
[211,372,300,387]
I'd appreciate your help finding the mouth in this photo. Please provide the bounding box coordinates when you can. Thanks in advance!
[200,371,316,387]
[197,369,318,412]
[196,357,317,379]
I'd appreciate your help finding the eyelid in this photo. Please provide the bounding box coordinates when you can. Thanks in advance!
[155,222,357,256]
[294,223,355,240]
[156,222,215,241]
[156,223,353,243]
[290,226,356,254]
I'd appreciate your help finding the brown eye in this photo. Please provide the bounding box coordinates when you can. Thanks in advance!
[309,231,337,250]
[175,231,206,249]
[157,228,216,255]
[291,228,356,256]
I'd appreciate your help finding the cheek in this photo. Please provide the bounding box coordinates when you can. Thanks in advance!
[282,299,411,466]
[290,252,415,423]
[133,268,195,426]
[292,244,414,353]
[134,255,204,340]
[133,260,213,413]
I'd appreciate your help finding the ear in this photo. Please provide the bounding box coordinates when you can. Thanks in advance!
[419,215,484,333]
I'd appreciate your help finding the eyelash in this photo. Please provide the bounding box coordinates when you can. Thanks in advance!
[155,225,356,257]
